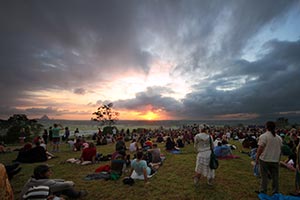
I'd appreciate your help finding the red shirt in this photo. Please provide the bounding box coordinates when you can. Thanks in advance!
[144,140,153,147]
[81,147,96,161]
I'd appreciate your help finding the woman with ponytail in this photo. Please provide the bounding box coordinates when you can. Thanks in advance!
[255,121,282,195]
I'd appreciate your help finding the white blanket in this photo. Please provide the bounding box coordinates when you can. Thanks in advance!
[130,170,155,180]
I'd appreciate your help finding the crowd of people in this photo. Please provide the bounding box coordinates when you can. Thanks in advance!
[1,121,300,199]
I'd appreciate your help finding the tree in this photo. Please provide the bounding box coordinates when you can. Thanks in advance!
[92,103,120,127]
[0,114,44,144]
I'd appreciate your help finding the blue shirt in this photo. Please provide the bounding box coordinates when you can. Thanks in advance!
[131,159,150,176]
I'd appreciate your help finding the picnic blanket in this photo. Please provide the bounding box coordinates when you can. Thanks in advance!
[258,193,300,200]
[217,155,240,160]
[170,150,181,154]
[84,172,111,180]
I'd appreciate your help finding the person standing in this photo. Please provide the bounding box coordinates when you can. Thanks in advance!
[52,124,63,152]
[256,121,282,194]
[42,129,48,144]
[19,128,26,145]
[193,127,215,186]
[64,127,70,142]
[74,128,79,139]
[49,127,53,144]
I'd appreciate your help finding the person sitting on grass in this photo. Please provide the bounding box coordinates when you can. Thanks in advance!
[156,134,164,143]
[15,141,54,163]
[147,143,162,169]
[32,140,52,162]
[66,142,97,165]
[80,142,97,164]
[110,150,128,178]
[72,137,84,151]
[20,164,87,199]
[115,136,126,152]
[176,137,185,148]
[280,157,296,171]
[0,141,11,153]
[165,137,179,151]
[129,139,139,153]
[4,163,22,180]
[144,138,153,150]
[33,136,56,159]
[14,143,32,163]
[214,142,232,158]
[130,151,151,184]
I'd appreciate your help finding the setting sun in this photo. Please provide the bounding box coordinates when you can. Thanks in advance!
[143,111,158,120]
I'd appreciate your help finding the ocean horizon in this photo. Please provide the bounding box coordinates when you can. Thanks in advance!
[37,119,267,136]
[37,118,272,129]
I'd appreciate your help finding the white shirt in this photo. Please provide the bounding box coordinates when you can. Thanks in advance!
[194,133,212,153]
[258,131,282,162]
[129,142,137,152]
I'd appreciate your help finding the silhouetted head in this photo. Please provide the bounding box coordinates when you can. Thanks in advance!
[266,121,276,136]
[136,151,144,160]
[33,165,51,179]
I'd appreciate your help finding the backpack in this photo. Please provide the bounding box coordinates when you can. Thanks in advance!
[123,177,135,186]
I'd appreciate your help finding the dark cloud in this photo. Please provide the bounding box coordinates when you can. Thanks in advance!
[0,1,152,101]
[73,88,86,95]
[113,39,300,120]
[0,107,85,119]
[181,39,300,119]
[0,1,299,120]
[170,0,298,76]
[114,86,182,112]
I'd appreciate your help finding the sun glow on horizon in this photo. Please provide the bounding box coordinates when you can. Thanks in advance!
[142,111,158,120]
[18,61,186,121]
[117,108,169,121]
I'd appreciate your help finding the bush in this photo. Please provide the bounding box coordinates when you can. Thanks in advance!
[0,114,43,144]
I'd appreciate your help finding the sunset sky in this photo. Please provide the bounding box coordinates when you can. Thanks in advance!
[0,0,299,121]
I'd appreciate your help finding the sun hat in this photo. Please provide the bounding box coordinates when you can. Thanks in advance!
[82,143,89,149]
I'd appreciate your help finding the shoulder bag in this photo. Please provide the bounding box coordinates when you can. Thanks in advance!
[209,136,219,170]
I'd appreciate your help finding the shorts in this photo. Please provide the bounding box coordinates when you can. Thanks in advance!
[52,138,60,144]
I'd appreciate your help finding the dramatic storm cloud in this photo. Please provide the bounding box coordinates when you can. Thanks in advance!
[0,0,299,121]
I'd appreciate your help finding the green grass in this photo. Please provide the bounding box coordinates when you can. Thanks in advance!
[1,140,295,200]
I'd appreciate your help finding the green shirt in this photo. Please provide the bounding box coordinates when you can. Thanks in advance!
[52,127,60,138]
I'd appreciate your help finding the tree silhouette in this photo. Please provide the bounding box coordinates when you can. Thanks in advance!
[92,103,119,126]
[0,114,43,143]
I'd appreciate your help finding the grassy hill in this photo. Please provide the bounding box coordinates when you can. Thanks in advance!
[1,140,295,200]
